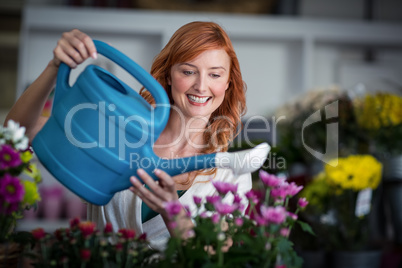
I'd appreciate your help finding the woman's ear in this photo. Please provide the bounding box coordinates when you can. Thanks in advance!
[167,76,171,86]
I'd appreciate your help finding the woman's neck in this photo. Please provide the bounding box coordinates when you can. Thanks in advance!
[154,108,210,158]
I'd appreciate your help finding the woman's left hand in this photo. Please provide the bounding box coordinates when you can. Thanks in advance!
[129,168,178,216]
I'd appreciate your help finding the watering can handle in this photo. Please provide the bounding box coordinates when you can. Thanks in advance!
[54,40,170,125]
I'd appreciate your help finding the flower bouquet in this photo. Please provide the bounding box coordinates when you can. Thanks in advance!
[353,92,402,156]
[299,154,382,251]
[158,170,312,268]
[0,120,41,242]
[26,218,158,267]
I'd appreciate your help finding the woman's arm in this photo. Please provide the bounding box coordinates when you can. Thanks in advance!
[4,29,97,142]
[129,169,194,239]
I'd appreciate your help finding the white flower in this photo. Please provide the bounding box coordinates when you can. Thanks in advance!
[3,120,29,150]
[217,232,225,241]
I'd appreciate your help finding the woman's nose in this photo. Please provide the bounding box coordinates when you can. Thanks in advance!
[194,74,207,93]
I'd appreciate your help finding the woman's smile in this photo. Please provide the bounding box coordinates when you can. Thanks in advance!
[186,94,212,105]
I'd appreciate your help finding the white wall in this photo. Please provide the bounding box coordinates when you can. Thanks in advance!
[18,6,402,118]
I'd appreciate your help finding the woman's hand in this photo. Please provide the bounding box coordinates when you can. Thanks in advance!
[129,169,194,237]
[51,29,97,69]
[129,168,179,216]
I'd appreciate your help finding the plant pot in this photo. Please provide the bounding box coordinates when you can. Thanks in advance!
[299,250,327,268]
[0,242,22,268]
[330,250,382,268]
[381,154,402,245]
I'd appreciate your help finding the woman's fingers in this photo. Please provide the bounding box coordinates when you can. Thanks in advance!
[154,169,176,191]
[129,176,162,210]
[53,29,97,68]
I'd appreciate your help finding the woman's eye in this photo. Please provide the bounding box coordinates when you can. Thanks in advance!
[183,70,195,75]
[211,74,221,78]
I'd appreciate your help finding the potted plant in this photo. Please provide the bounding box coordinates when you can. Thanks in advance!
[353,91,402,245]
[0,120,42,266]
[299,154,383,268]
[26,218,157,267]
[158,170,312,268]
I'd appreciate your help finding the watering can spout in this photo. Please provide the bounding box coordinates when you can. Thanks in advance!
[160,142,271,177]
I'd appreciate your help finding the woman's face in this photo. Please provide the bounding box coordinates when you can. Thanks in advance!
[169,49,230,120]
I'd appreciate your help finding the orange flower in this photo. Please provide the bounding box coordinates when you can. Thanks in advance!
[78,221,96,238]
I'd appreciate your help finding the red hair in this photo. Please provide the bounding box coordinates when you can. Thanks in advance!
[140,21,247,178]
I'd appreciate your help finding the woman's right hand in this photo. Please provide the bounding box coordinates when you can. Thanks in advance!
[51,29,98,69]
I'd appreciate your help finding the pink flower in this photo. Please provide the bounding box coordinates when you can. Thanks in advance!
[206,195,221,205]
[286,182,303,197]
[270,185,288,201]
[259,170,283,188]
[280,228,290,237]
[211,213,220,224]
[245,189,263,204]
[235,218,244,227]
[138,233,147,241]
[260,206,287,225]
[212,181,238,195]
[214,202,237,216]
[32,228,46,240]
[298,197,309,208]
[0,174,25,203]
[0,144,22,169]
[164,200,182,218]
[69,217,80,229]
[80,249,91,261]
[200,212,208,218]
[118,228,135,239]
[233,195,242,204]
[287,212,298,221]
[104,223,113,234]
[193,196,202,205]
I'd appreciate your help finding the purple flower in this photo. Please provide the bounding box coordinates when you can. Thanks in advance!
[206,195,221,205]
[212,181,238,195]
[260,206,287,225]
[0,144,22,169]
[287,212,298,221]
[245,189,262,204]
[286,182,303,197]
[259,170,283,188]
[211,213,220,224]
[163,200,182,218]
[214,202,237,216]
[193,196,202,205]
[298,197,309,208]
[270,185,288,201]
[233,195,242,204]
[0,173,25,203]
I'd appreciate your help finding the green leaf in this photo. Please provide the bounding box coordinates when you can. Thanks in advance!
[297,221,315,236]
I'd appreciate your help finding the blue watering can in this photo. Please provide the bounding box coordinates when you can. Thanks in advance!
[32,40,270,206]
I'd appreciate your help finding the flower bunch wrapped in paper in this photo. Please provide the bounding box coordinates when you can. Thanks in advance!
[0,120,41,242]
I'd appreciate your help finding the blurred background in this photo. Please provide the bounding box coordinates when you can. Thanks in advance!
[1,1,402,267]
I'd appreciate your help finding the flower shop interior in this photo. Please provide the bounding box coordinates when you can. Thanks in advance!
[1,0,402,267]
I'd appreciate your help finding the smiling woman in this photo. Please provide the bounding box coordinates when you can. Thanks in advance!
[5,21,250,252]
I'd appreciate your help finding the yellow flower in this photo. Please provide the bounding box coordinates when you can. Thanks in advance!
[24,164,42,183]
[355,93,402,130]
[22,180,41,205]
[325,155,382,191]
[20,150,33,163]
